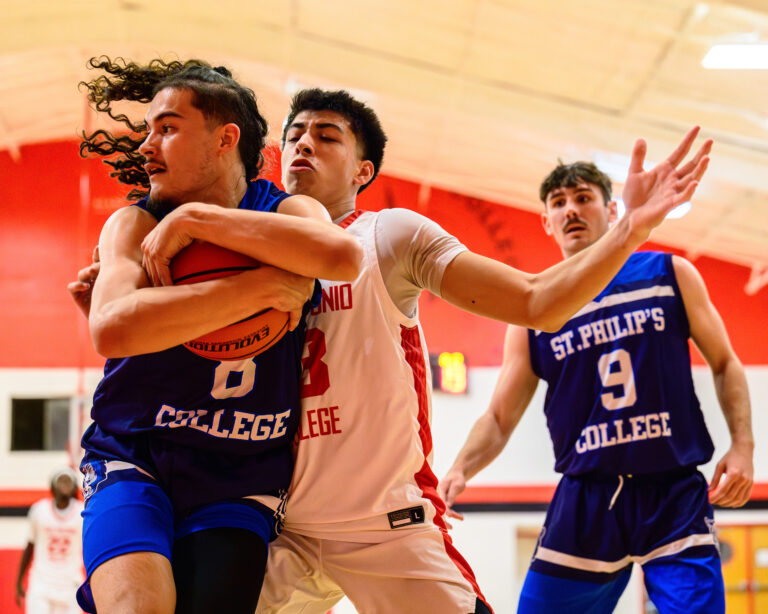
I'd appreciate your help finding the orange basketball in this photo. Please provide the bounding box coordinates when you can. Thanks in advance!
[170,241,290,361]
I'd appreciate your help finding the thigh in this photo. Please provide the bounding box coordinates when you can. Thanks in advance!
[517,567,631,614]
[91,551,175,614]
[256,531,344,614]
[79,476,175,613]
[326,530,485,614]
[642,548,724,614]
[173,527,268,614]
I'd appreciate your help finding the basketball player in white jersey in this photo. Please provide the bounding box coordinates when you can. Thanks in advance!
[16,468,85,614]
[71,90,710,613]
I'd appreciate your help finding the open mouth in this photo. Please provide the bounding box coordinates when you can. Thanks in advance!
[144,163,166,176]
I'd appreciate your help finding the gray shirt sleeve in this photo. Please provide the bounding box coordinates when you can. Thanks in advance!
[374,208,468,318]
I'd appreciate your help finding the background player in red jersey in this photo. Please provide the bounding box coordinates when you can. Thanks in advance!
[16,468,84,614]
[440,161,753,613]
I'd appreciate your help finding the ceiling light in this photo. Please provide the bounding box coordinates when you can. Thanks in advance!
[702,44,768,69]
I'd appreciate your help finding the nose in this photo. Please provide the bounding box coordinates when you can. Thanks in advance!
[138,130,156,157]
[563,198,579,218]
[294,132,314,155]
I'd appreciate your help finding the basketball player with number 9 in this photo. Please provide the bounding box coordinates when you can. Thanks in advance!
[440,161,754,613]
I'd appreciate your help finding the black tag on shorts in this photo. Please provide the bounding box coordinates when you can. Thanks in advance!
[387,505,426,529]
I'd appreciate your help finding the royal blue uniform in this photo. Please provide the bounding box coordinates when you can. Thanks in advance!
[78,180,317,611]
[519,252,724,614]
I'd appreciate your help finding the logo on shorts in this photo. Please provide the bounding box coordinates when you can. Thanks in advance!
[81,462,106,504]
[705,516,720,552]
[387,506,425,529]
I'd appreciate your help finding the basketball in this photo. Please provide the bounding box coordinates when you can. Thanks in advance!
[170,241,290,361]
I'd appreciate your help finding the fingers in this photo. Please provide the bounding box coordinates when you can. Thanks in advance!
[708,462,725,493]
[92,245,100,264]
[675,139,713,177]
[288,308,302,332]
[627,138,648,174]
[157,262,173,287]
[710,475,753,508]
[665,126,701,167]
[445,507,465,522]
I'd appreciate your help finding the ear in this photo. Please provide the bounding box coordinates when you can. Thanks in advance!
[607,199,618,223]
[541,209,553,236]
[218,123,241,155]
[353,160,375,189]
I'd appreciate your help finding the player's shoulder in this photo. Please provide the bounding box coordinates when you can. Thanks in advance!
[27,497,51,517]
[375,207,451,238]
[244,178,289,212]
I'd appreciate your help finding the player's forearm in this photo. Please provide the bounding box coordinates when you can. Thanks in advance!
[90,270,282,358]
[526,216,639,331]
[450,413,512,482]
[713,358,754,448]
[16,544,32,585]
[180,205,362,281]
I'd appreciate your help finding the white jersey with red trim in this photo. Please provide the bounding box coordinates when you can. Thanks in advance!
[26,498,84,600]
[286,210,453,541]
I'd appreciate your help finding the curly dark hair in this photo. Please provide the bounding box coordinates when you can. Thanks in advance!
[281,89,387,193]
[79,56,269,200]
[539,160,612,207]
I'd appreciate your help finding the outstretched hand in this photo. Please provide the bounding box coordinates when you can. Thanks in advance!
[622,126,712,242]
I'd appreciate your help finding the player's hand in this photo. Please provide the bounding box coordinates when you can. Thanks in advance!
[141,204,201,287]
[709,442,754,508]
[253,266,315,331]
[622,126,712,244]
[15,582,25,607]
[439,470,467,529]
[67,246,101,318]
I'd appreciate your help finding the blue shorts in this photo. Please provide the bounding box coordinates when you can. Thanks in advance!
[518,470,724,614]
[77,461,277,612]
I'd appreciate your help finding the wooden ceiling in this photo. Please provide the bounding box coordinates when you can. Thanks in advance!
[2,0,767,290]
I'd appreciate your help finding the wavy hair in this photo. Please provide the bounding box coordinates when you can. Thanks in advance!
[79,56,268,200]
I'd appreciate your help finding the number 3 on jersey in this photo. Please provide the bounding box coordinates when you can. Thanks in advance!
[302,328,330,398]
[597,348,637,410]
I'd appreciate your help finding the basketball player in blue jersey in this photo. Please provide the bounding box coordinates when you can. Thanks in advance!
[73,59,362,614]
[441,161,754,613]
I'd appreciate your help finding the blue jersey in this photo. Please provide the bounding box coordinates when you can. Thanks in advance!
[82,180,311,509]
[528,252,714,475]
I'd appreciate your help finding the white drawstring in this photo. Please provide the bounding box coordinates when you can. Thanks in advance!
[608,475,624,510]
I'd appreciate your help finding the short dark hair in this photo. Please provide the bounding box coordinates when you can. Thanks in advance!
[281,89,387,192]
[79,56,268,200]
[539,161,612,207]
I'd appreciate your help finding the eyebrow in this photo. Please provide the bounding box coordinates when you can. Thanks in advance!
[145,110,184,124]
[287,121,344,134]
[547,186,594,200]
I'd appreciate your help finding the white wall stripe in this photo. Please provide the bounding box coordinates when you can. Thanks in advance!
[534,532,717,573]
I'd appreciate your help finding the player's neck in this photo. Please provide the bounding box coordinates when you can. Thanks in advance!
[326,197,357,225]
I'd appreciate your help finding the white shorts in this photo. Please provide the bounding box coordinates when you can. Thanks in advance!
[257,528,488,614]
[25,588,81,614]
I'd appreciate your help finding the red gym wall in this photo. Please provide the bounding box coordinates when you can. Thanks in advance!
[2,139,767,369]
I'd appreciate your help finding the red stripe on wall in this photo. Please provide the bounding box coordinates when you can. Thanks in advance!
[3,482,768,508]
[400,325,492,612]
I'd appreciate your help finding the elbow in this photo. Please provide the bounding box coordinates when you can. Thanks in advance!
[324,237,363,281]
[89,313,132,359]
